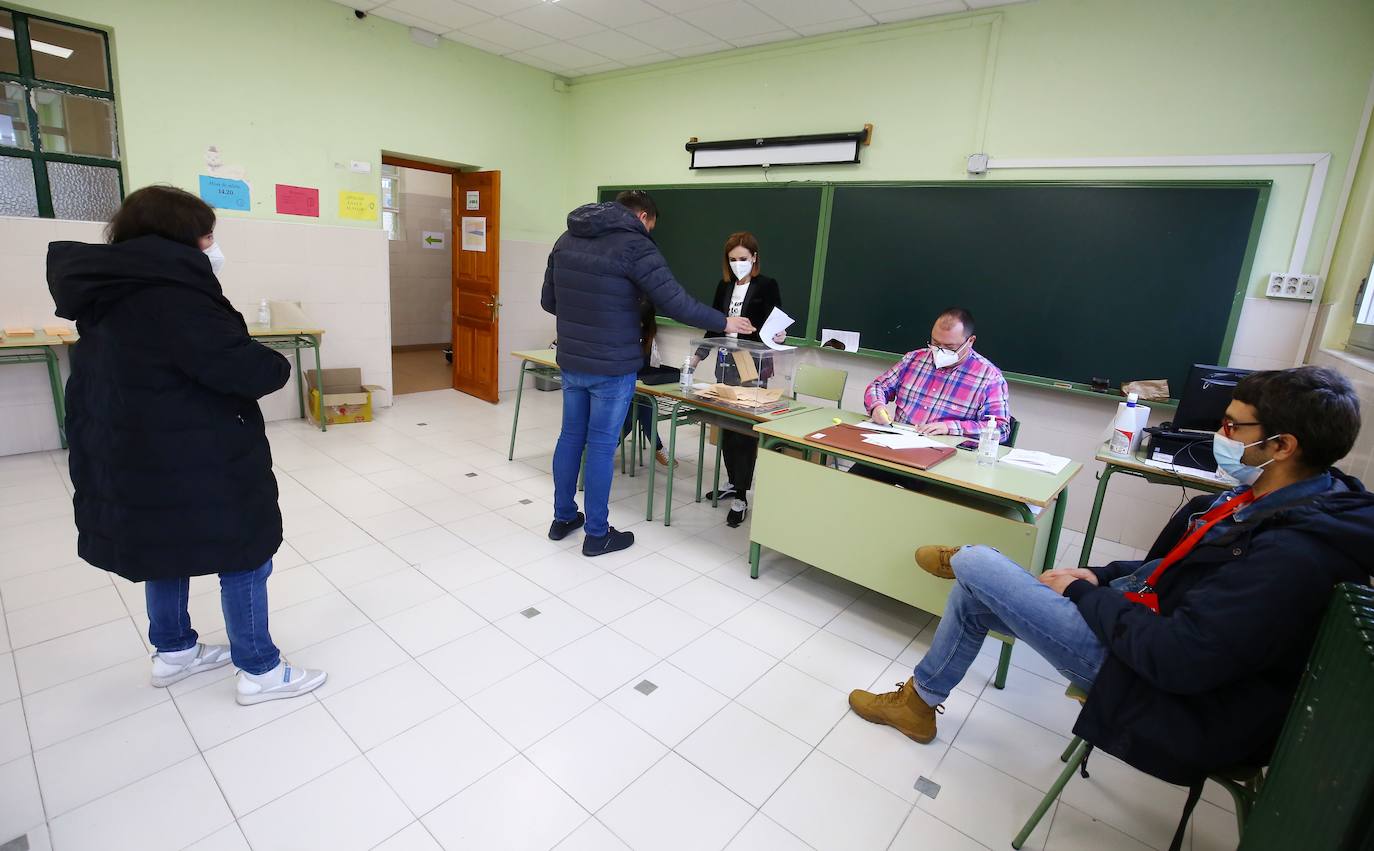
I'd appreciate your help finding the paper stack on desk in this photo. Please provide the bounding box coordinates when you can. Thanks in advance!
[1000,449,1071,475]
[860,431,945,450]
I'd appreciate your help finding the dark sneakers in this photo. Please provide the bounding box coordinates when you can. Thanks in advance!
[548,512,585,541]
[583,526,634,557]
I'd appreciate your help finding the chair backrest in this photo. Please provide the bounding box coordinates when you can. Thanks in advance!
[1238,583,1374,850]
[793,364,847,408]
[1004,416,1021,448]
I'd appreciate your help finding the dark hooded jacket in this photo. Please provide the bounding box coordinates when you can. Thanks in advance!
[1065,469,1374,784]
[541,202,727,376]
[47,235,290,582]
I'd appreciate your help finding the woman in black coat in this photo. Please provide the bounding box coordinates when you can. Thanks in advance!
[47,185,326,705]
[696,231,786,527]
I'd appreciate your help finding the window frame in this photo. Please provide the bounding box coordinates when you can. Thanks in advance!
[1348,257,1374,356]
[0,6,122,218]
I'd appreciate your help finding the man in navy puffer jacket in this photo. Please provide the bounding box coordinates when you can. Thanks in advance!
[541,191,755,556]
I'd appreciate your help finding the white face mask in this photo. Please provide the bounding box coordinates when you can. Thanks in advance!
[729,259,753,281]
[1212,432,1277,486]
[931,343,964,369]
[203,242,225,275]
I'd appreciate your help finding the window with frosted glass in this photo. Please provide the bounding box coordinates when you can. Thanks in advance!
[0,6,121,220]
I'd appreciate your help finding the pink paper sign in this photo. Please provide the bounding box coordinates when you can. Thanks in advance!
[275,184,319,217]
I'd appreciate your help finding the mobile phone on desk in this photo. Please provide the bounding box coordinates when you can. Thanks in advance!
[957,439,979,451]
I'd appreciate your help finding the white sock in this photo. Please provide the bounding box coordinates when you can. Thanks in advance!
[158,646,198,665]
[730,498,747,512]
[245,661,286,683]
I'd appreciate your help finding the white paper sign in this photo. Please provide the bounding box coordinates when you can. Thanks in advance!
[821,328,861,352]
[461,217,486,252]
[465,190,479,210]
[421,231,445,250]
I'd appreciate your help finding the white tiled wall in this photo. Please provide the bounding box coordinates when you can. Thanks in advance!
[498,238,556,393]
[654,294,1317,549]
[0,215,391,456]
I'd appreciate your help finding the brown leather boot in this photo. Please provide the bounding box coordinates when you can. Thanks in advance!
[914,545,960,579]
[848,678,942,744]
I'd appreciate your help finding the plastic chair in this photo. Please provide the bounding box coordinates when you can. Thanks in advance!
[1012,684,1261,851]
[792,363,847,407]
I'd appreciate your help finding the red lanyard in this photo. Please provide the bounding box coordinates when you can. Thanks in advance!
[1124,490,1256,614]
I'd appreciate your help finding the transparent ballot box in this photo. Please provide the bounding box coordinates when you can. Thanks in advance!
[686,337,796,412]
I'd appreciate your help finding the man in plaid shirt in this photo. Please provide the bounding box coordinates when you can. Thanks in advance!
[862,307,1010,441]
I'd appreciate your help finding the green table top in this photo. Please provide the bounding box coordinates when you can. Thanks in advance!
[0,331,72,349]
[1096,442,1231,491]
[511,348,559,369]
[755,408,1080,508]
[249,327,324,338]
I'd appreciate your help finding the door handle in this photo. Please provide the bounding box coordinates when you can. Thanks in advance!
[485,298,501,321]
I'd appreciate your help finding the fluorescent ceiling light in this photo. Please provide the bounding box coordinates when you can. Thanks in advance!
[0,26,74,59]
[686,128,871,169]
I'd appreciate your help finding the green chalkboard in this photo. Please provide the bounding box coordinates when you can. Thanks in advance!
[817,182,1267,393]
[598,184,824,332]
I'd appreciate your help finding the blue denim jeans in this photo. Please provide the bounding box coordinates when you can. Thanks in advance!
[913,545,1107,706]
[145,560,281,675]
[552,370,637,537]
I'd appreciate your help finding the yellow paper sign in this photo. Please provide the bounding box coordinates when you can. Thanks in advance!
[338,191,379,221]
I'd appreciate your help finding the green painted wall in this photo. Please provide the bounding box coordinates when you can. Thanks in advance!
[11,0,572,242]
[1322,111,1374,349]
[566,0,1374,309]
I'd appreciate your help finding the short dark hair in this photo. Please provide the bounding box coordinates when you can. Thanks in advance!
[1232,366,1361,470]
[106,185,216,249]
[936,307,975,339]
[615,189,658,221]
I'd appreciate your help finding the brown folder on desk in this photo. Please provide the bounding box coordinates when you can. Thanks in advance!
[805,423,957,471]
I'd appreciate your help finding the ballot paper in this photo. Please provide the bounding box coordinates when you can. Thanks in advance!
[860,432,945,450]
[760,307,797,351]
[1000,449,1072,475]
[694,384,784,409]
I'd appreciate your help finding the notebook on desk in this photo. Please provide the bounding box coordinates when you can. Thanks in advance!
[805,423,956,471]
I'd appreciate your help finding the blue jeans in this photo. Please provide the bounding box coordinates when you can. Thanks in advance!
[623,396,663,451]
[552,370,637,537]
[145,560,281,675]
[913,545,1106,706]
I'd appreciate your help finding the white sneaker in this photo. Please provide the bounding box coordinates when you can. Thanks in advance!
[150,644,232,688]
[236,660,327,706]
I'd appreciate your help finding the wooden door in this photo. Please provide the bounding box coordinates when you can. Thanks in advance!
[452,170,500,402]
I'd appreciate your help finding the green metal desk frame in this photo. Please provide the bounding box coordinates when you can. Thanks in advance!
[749,415,1075,691]
[253,333,326,433]
[507,352,562,461]
[1078,449,1228,567]
[0,342,67,449]
[637,388,812,527]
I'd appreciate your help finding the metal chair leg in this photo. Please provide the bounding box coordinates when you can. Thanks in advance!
[1013,737,1089,849]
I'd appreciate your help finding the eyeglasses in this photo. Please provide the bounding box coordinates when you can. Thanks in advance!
[1219,417,1263,437]
[928,338,969,353]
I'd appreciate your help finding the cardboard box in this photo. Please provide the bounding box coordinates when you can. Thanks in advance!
[305,368,383,425]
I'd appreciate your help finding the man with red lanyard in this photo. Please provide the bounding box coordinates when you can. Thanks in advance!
[845,367,1371,839]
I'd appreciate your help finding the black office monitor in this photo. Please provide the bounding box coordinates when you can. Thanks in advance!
[1173,364,1253,431]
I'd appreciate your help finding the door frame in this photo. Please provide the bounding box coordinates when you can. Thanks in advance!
[380,154,490,399]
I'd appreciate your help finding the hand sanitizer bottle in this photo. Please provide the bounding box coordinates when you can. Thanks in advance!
[680,356,693,392]
[977,416,999,467]
[257,299,271,328]
[1109,392,1140,456]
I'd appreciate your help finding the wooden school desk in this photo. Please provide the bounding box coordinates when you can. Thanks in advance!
[633,382,813,526]
[749,409,1080,689]
[249,327,325,432]
[507,348,562,461]
[1078,442,1231,566]
[0,330,73,449]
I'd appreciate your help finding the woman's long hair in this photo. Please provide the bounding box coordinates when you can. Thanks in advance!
[639,298,657,358]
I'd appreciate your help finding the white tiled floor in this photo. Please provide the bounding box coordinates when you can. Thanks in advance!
[0,387,1239,850]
